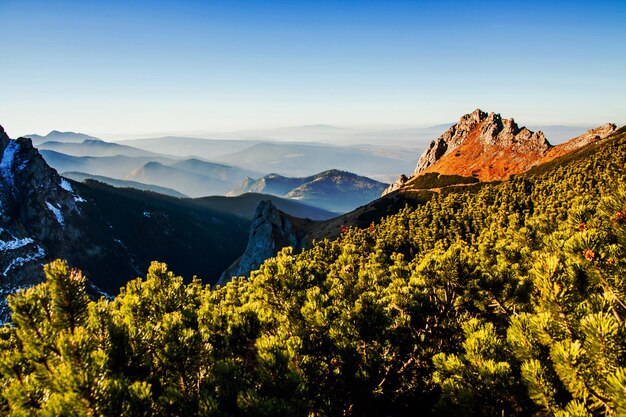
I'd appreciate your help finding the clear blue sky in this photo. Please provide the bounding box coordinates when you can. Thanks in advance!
[1,0,625,137]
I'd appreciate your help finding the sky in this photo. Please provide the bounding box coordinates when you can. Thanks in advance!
[1,0,625,138]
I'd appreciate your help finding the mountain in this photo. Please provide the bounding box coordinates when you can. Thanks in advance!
[218,200,315,285]
[220,124,626,286]
[229,169,389,213]
[70,181,249,293]
[37,139,164,158]
[41,150,258,197]
[0,126,83,313]
[126,160,258,198]
[40,150,178,179]
[0,124,250,319]
[214,142,416,182]
[412,109,552,181]
[24,130,102,146]
[170,158,260,182]
[536,122,618,163]
[192,193,337,221]
[404,109,617,184]
[62,171,188,198]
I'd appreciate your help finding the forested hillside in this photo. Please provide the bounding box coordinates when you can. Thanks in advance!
[1,127,626,416]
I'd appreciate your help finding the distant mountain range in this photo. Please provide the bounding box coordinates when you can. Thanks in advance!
[116,135,419,182]
[27,131,396,211]
[25,130,102,146]
[229,170,388,213]
[37,138,164,158]
[212,142,414,181]
[34,140,262,199]
[115,136,263,160]
[126,160,260,198]
[40,150,178,179]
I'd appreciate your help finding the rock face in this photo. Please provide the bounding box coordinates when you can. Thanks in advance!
[218,200,312,285]
[412,109,551,181]
[535,123,618,164]
[382,174,408,196]
[381,110,618,197]
[0,125,86,318]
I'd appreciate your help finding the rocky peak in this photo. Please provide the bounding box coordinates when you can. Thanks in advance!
[413,109,551,177]
[533,123,619,166]
[554,123,617,152]
[382,174,408,196]
[218,200,310,285]
[0,124,86,307]
[0,126,10,150]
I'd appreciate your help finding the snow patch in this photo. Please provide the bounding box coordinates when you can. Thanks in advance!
[2,245,46,276]
[0,141,19,186]
[60,178,86,203]
[60,178,73,193]
[0,237,34,251]
[46,201,64,225]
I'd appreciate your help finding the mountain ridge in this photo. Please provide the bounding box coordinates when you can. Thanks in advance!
[383,109,617,195]
[229,169,388,213]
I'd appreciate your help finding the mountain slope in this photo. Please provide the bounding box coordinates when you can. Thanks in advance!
[38,139,164,158]
[62,171,188,198]
[409,109,617,183]
[126,160,256,197]
[71,181,249,293]
[0,126,89,316]
[222,124,626,284]
[25,130,102,146]
[229,170,388,213]
[191,193,337,221]
[0,124,250,319]
[40,150,178,179]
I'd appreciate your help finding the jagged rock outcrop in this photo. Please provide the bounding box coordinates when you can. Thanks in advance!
[412,109,551,181]
[383,110,617,196]
[218,200,313,285]
[0,125,86,318]
[382,174,408,196]
[414,109,488,174]
[535,123,618,164]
